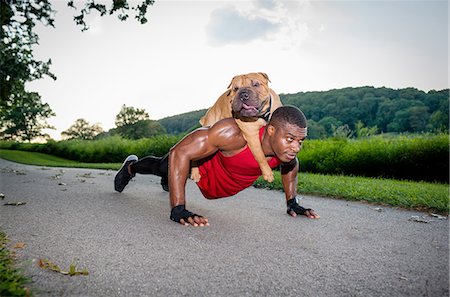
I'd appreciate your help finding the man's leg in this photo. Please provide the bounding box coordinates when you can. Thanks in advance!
[130,153,169,191]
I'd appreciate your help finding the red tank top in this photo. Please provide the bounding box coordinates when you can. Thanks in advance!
[196,126,281,199]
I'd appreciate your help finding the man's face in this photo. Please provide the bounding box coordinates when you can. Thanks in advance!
[269,123,307,163]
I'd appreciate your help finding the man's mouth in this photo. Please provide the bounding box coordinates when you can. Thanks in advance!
[285,153,297,160]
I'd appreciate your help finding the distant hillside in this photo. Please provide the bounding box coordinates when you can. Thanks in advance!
[158,109,207,135]
[157,86,449,137]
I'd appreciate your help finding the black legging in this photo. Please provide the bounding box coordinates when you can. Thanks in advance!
[129,153,169,190]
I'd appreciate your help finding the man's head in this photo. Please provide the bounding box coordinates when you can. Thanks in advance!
[266,106,308,162]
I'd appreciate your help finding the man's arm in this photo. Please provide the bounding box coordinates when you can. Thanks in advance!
[280,158,320,219]
[168,119,246,226]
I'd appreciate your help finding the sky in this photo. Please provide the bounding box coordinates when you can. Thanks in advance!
[27,0,448,140]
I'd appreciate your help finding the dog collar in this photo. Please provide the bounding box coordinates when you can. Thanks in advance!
[258,95,272,122]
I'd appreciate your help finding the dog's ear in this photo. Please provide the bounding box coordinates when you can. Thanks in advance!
[226,75,237,96]
[259,72,271,83]
[227,75,237,89]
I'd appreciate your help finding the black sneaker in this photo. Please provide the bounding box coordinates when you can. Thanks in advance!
[114,155,138,192]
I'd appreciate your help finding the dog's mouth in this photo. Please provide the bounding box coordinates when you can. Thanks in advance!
[232,88,269,118]
[241,103,258,112]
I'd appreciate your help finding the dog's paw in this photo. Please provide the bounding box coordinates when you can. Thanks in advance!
[190,167,201,183]
[262,169,274,183]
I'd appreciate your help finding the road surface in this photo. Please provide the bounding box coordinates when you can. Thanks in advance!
[0,159,448,296]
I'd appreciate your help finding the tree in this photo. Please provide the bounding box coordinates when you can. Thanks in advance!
[113,105,165,139]
[0,87,55,142]
[1,0,153,141]
[115,104,149,127]
[61,118,103,140]
[116,119,166,139]
[354,120,378,138]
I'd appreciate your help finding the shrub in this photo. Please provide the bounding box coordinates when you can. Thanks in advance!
[299,133,449,182]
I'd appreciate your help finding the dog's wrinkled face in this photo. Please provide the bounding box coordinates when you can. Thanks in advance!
[229,72,272,119]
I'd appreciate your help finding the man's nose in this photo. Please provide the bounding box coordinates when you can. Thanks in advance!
[291,142,301,152]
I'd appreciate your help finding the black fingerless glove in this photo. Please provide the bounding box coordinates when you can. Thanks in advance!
[170,205,201,223]
[286,197,311,215]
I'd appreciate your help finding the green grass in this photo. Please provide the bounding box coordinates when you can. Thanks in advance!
[0,149,121,170]
[2,149,449,213]
[255,172,449,213]
[0,231,31,297]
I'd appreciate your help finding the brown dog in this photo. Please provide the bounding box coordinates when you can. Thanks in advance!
[193,72,282,182]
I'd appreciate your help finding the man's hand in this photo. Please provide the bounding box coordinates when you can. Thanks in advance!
[286,197,320,219]
[170,205,209,227]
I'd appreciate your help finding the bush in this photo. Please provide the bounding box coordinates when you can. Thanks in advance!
[0,135,181,163]
[1,133,448,182]
[299,133,449,182]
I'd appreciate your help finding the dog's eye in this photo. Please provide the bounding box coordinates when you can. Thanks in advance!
[252,81,260,87]
[233,86,239,92]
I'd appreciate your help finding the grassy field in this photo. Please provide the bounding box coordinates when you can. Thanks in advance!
[1,149,448,213]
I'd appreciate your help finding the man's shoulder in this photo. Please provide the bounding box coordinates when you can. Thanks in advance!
[210,118,241,134]
[208,118,246,148]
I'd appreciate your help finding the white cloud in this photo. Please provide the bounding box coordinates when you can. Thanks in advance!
[205,4,281,46]
[205,1,315,50]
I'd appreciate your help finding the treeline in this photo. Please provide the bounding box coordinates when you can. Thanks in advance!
[158,109,206,135]
[281,86,448,138]
[157,86,449,138]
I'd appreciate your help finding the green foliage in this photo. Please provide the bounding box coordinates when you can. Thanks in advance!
[1,0,153,142]
[158,109,207,135]
[61,118,103,140]
[0,87,55,142]
[281,87,449,137]
[1,0,56,142]
[67,0,154,31]
[0,135,181,163]
[254,172,448,213]
[0,231,31,297]
[115,120,166,140]
[115,104,149,127]
[2,133,447,183]
[299,134,449,182]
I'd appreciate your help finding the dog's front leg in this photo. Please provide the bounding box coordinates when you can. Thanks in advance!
[235,118,274,182]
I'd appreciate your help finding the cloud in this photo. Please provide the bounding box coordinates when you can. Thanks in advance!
[205,1,314,50]
[205,5,281,46]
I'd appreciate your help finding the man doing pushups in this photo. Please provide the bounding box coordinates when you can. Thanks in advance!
[114,105,320,226]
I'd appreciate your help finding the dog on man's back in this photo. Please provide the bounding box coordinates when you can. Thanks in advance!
[192,72,282,183]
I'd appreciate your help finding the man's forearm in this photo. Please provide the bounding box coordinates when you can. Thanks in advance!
[168,148,191,208]
[280,158,299,201]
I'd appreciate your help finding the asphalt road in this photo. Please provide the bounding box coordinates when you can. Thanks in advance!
[0,159,448,297]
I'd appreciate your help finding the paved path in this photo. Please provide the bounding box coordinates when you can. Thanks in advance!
[0,159,448,297]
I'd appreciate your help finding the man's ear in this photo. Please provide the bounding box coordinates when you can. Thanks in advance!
[267,125,276,136]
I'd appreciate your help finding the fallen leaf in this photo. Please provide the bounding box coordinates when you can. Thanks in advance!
[13,242,26,249]
[58,182,67,186]
[38,259,89,276]
[4,201,27,206]
[77,173,94,178]
[430,213,446,220]
[373,207,383,212]
[409,216,430,223]
[0,193,4,200]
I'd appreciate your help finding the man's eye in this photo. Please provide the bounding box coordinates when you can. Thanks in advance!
[287,137,294,142]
